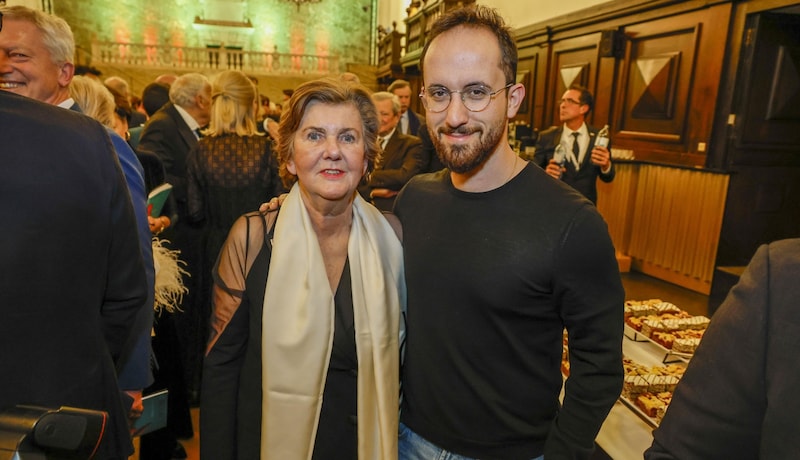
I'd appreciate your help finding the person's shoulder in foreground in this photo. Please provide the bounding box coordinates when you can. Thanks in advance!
[645,238,800,460]
[0,89,147,458]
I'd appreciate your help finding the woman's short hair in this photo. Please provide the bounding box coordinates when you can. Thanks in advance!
[105,84,132,124]
[206,70,259,137]
[276,78,379,189]
[68,75,115,129]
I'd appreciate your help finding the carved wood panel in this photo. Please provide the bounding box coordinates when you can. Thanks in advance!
[610,4,730,165]
[617,23,700,143]
[737,12,800,149]
[546,34,601,127]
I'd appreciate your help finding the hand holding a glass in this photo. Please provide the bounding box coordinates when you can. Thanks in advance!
[545,143,567,180]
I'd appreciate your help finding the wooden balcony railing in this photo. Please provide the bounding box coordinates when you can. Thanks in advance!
[90,41,340,76]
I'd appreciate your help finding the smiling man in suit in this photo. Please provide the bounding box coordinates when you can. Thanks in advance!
[360,91,424,211]
[533,84,614,204]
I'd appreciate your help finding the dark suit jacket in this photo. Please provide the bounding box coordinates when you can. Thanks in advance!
[417,125,445,173]
[0,91,148,458]
[68,104,154,393]
[404,110,426,137]
[646,239,800,460]
[360,129,424,211]
[533,124,615,204]
[107,130,155,392]
[137,102,199,216]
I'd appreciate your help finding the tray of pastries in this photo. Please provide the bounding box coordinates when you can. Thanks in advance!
[624,299,709,361]
[620,356,685,427]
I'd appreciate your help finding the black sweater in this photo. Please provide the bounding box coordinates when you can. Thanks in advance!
[396,163,623,459]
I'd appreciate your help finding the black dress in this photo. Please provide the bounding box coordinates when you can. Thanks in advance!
[201,212,357,460]
[135,150,194,460]
[186,135,283,405]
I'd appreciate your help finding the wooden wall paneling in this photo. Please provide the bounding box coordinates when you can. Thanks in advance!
[627,165,729,294]
[514,56,536,122]
[616,20,699,145]
[514,39,548,127]
[735,12,800,155]
[532,44,551,132]
[545,33,601,129]
[716,165,800,265]
[596,162,639,254]
[407,74,424,114]
[713,5,800,283]
[594,53,619,129]
[708,0,800,170]
[612,5,731,166]
[517,41,552,132]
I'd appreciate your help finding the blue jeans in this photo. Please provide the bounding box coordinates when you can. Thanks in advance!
[398,422,545,460]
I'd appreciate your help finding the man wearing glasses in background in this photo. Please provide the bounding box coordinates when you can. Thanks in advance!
[394,5,623,460]
[533,85,615,204]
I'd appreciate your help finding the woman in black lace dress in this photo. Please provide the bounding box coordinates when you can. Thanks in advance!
[186,70,284,356]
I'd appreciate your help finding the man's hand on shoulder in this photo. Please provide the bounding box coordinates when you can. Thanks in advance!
[259,193,289,213]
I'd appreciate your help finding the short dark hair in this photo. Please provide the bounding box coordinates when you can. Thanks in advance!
[569,84,594,114]
[421,5,517,86]
[387,79,410,93]
[141,82,171,117]
[75,65,102,77]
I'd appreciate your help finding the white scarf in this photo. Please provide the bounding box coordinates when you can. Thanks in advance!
[261,183,404,460]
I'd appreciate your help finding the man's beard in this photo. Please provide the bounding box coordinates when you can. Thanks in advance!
[431,121,504,174]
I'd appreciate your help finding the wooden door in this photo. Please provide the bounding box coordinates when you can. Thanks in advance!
[715,11,800,271]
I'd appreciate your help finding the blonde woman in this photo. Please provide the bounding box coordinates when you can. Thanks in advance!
[68,75,116,127]
[186,69,283,253]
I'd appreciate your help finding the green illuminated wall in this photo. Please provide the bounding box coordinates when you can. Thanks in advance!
[54,0,375,67]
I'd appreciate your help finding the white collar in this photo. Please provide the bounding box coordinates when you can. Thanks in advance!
[380,127,397,141]
[563,122,588,137]
[174,104,201,132]
[57,98,76,109]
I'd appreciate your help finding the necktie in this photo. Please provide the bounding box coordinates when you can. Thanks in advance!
[571,132,581,170]
[375,137,386,169]
[194,128,202,139]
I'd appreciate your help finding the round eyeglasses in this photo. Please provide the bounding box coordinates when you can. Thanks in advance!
[419,83,513,113]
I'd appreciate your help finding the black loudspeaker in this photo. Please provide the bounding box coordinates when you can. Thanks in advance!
[599,30,623,58]
[0,405,107,460]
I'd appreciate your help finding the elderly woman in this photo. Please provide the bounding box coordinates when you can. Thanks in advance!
[200,78,404,460]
